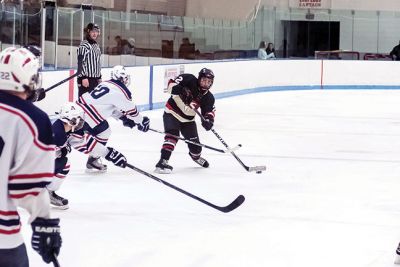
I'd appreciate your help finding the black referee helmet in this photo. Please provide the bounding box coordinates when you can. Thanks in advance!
[86,23,100,33]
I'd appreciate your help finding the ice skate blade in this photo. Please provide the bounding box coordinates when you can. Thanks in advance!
[51,204,69,210]
[395,254,400,264]
[154,167,172,174]
[85,168,107,174]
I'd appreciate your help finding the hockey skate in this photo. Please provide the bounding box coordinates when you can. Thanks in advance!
[86,156,107,173]
[395,243,400,264]
[192,157,209,168]
[49,191,69,210]
[155,159,173,174]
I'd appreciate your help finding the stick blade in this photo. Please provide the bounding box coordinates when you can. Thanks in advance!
[218,195,245,213]
[248,165,267,172]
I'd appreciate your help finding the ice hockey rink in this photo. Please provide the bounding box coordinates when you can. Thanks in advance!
[20,89,400,267]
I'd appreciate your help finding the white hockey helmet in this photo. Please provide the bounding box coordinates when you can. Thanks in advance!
[111,65,130,86]
[58,102,85,131]
[0,47,41,93]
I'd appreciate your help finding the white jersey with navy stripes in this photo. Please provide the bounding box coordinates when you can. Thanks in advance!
[77,79,143,127]
[0,92,55,249]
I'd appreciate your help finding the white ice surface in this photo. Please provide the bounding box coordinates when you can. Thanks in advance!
[20,90,400,267]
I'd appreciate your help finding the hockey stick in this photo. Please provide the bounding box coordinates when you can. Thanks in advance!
[44,72,79,93]
[52,253,60,267]
[193,109,266,173]
[126,163,245,213]
[149,128,241,154]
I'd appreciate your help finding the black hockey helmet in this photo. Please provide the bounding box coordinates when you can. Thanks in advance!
[23,44,41,58]
[85,23,100,41]
[198,68,214,91]
[86,23,100,32]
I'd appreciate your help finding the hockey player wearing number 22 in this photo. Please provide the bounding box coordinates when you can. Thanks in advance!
[76,65,149,172]
[155,68,216,174]
[0,47,61,266]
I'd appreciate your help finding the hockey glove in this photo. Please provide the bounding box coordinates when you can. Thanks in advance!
[120,115,136,129]
[105,147,127,168]
[27,88,46,102]
[31,217,62,264]
[201,118,214,131]
[137,116,150,132]
[180,87,193,105]
[56,145,71,158]
[189,101,200,110]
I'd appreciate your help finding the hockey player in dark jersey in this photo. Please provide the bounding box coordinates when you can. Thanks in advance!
[49,102,128,208]
[155,68,216,174]
[0,47,62,267]
[48,102,86,209]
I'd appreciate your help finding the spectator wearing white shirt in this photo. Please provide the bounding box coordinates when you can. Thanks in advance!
[257,41,268,59]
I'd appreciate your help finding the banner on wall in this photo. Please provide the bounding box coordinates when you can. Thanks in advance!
[163,65,184,93]
[289,0,331,9]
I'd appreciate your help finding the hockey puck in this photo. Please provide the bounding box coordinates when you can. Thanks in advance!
[256,171,262,174]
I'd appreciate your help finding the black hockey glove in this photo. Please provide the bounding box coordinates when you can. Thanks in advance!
[137,116,150,132]
[27,88,46,102]
[31,217,62,264]
[189,100,200,110]
[105,147,127,168]
[120,115,136,129]
[180,87,193,105]
[201,116,214,131]
[56,145,71,158]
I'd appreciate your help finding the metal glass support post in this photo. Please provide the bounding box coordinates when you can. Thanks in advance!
[376,10,380,53]
[230,20,233,49]
[12,6,16,46]
[41,1,56,70]
[101,11,105,54]
[40,4,46,69]
[69,11,73,68]
[351,10,355,51]
[253,5,256,48]
[273,7,276,47]
[80,7,84,41]
[55,6,59,69]
[260,6,264,44]
[19,0,23,46]
[0,1,4,50]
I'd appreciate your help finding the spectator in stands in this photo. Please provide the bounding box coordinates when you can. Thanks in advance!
[390,41,400,61]
[113,36,135,55]
[179,37,196,59]
[258,41,268,59]
[266,42,276,59]
[127,38,135,54]
[258,41,276,60]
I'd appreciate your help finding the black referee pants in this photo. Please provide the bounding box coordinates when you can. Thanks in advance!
[77,77,100,97]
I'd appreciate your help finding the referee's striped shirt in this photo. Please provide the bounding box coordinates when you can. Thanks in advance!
[77,40,102,78]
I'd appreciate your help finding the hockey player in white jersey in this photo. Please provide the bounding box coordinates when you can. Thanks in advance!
[49,102,128,208]
[77,65,150,172]
[0,47,62,266]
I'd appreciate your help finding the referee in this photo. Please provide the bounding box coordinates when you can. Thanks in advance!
[77,23,102,97]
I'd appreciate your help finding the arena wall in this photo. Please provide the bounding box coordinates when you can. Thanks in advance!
[36,60,400,115]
